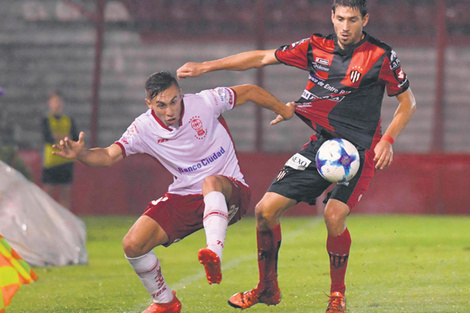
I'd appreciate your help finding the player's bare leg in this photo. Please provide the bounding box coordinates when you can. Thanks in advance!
[199,175,233,284]
[324,199,350,313]
[123,216,181,313]
[228,192,295,309]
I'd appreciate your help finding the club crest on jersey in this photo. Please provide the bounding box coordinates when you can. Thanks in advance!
[276,168,289,181]
[349,66,363,83]
[189,116,207,139]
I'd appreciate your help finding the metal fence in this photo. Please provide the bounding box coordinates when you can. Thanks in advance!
[0,0,469,153]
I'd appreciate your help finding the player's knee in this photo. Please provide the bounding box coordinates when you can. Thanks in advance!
[202,175,218,187]
[202,175,224,193]
[254,201,276,226]
[324,209,347,236]
[324,209,338,223]
[122,234,146,258]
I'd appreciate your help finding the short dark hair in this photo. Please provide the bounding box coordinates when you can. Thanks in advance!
[145,71,179,100]
[332,0,368,18]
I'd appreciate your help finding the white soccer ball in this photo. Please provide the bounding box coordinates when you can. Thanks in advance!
[315,138,360,183]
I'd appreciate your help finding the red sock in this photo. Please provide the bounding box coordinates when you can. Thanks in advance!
[327,228,351,295]
[257,224,282,291]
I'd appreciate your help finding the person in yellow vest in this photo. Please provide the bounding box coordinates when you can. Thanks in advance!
[41,91,79,209]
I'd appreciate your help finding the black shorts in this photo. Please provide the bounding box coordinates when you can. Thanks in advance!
[268,134,373,209]
[41,163,75,185]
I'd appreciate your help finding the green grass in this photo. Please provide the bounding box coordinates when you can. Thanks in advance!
[7,215,470,312]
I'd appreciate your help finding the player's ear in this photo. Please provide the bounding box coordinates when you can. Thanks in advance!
[362,13,369,27]
[145,98,152,109]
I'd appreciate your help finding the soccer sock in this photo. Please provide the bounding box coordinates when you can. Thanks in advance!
[203,191,229,260]
[126,251,174,303]
[327,228,351,295]
[257,223,282,291]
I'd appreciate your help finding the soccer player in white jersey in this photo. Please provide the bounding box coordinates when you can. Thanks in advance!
[52,71,295,313]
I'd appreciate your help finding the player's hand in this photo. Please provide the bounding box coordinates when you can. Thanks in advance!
[52,131,86,160]
[270,102,296,125]
[177,62,205,79]
[373,139,393,169]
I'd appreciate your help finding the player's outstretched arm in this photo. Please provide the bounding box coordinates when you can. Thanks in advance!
[53,131,123,167]
[270,102,297,125]
[176,49,279,79]
[374,88,416,170]
[230,84,295,123]
[52,131,85,160]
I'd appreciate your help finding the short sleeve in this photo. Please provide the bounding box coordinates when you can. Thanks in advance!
[198,87,236,117]
[275,37,310,70]
[114,122,143,158]
[379,49,410,97]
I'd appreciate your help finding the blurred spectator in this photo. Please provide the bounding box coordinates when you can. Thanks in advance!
[40,91,79,209]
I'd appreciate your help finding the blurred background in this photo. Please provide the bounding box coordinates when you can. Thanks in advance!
[0,0,469,216]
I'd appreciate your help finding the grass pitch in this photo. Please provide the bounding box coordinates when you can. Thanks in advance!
[7,215,470,312]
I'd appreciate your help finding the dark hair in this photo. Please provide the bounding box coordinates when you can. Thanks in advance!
[145,71,179,100]
[332,0,368,18]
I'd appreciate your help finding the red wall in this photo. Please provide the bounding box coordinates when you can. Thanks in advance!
[19,151,470,216]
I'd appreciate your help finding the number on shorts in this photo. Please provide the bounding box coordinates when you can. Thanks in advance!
[151,196,168,206]
[228,204,239,221]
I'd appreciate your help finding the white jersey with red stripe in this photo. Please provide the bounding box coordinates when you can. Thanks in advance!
[115,87,246,195]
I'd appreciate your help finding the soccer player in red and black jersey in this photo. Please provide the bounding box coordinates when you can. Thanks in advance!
[178,1,416,312]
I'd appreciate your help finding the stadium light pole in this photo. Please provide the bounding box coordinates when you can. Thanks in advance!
[432,0,447,153]
[64,0,105,147]
[90,0,106,148]
[254,0,266,152]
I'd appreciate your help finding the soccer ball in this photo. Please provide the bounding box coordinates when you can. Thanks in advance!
[315,138,360,183]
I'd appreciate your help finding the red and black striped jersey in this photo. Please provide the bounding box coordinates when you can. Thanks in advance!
[275,32,409,150]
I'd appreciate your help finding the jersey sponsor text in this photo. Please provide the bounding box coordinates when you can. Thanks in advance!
[177,146,226,174]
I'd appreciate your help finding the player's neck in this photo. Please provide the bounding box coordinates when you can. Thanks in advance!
[337,32,365,50]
